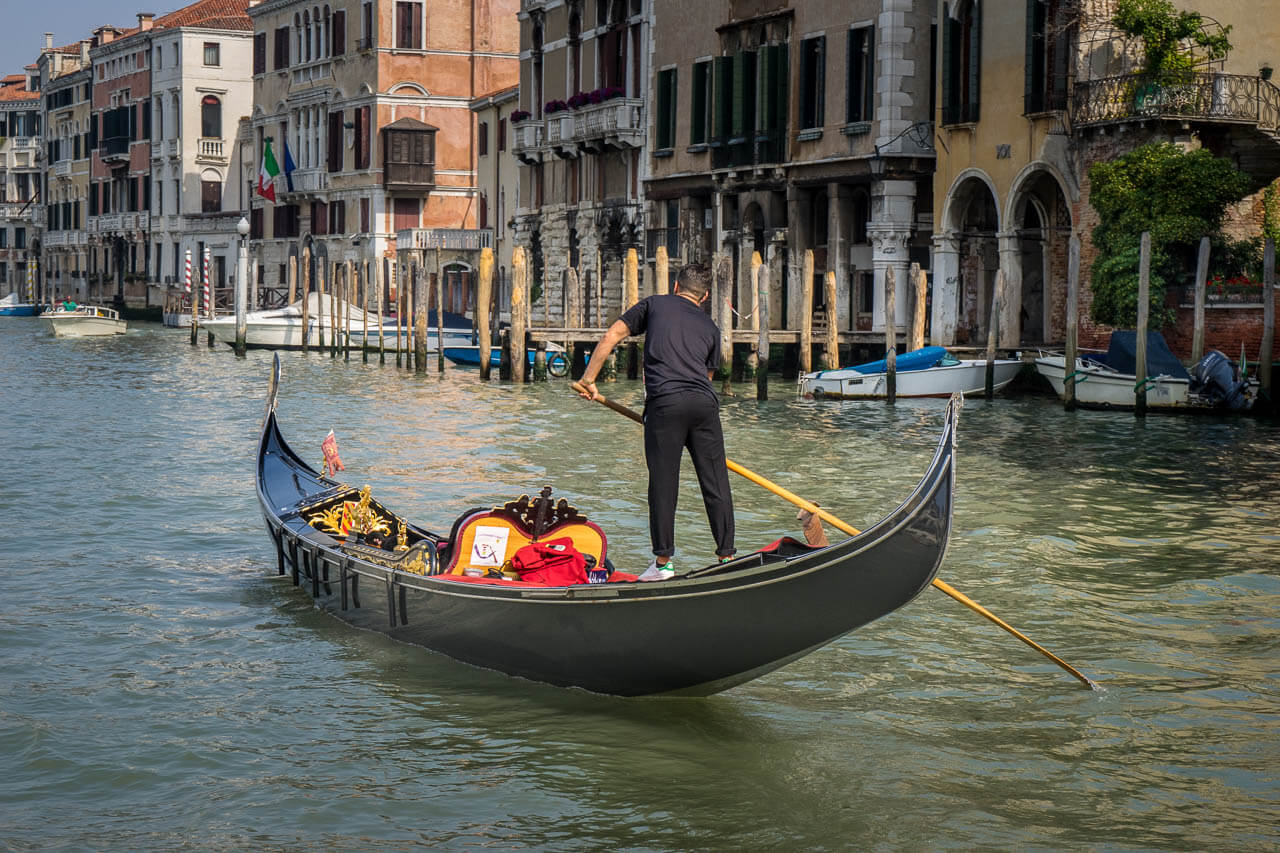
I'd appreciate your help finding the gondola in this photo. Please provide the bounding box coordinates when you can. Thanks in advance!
[256,356,959,696]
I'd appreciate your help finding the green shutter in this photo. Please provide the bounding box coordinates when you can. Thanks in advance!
[669,68,678,148]
[758,46,773,132]
[941,6,955,123]
[816,36,826,128]
[865,29,875,123]
[691,62,707,144]
[968,5,982,121]
[732,52,746,138]
[713,56,733,141]
[776,42,789,135]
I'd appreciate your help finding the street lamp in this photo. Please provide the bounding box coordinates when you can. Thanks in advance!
[234,215,250,356]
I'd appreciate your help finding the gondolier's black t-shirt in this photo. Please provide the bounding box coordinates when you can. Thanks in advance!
[619,294,720,402]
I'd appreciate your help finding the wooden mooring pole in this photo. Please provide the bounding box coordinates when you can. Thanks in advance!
[716,253,733,394]
[1260,236,1275,398]
[1064,235,1080,410]
[436,248,445,373]
[655,245,670,295]
[478,247,494,380]
[885,266,897,404]
[300,248,311,355]
[414,260,428,374]
[911,262,927,354]
[1191,236,1210,364]
[511,247,527,383]
[823,270,839,370]
[800,249,814,374]
[756,261,769,401]
[1135,232,1152,417]
[985,269,1004,401]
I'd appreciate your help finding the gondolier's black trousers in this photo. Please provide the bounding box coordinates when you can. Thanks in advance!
[643,390,735,559]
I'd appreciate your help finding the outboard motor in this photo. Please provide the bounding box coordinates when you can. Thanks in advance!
[1191,350,1250,410]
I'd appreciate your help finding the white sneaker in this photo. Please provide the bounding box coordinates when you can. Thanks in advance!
[638,559,675,582]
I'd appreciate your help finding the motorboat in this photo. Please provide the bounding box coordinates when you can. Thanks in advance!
[443,341,570,376]
[200,292,473,351]
[43,304,127,337]
[800,346,1024,399]
[0,292,41,317]
[1034,331,1254,411]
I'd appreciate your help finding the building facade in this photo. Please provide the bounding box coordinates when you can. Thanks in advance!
[0,73,43,297]
[38,37,94,301]
[471,83,519,320]
[87,20,154,305]
[247,0,518,312]
[645,0,935,348]
[931,0,1280,354]
[512,0,652,329]
[148,11,254,299]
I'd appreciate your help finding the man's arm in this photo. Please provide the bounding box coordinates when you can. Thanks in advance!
[578,319,631,400]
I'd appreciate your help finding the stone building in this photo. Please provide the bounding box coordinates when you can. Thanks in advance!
[246,0,518,312]
[86,19,155,305]
[0,72,43,297]
[512,0,652,329]
[645,0,935,347]
[931,0,1280,356]
[37,37,94,302]
[147,2,255,300]
[471,83,519,321]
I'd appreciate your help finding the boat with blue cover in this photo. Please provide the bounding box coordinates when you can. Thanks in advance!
[800,346,1023,399]
[0,293,40,317]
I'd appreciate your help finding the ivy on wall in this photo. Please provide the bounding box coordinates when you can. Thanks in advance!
[1088,142,1251,329]
[1112,0,1232,86]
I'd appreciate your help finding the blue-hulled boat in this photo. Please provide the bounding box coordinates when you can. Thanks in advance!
[0,293,41,317]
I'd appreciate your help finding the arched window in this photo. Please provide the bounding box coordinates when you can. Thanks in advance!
[323,6,331,57]
[201,95,222,139]
[568,10,581,94]
[314,7,323,59]
[942,0,981,124]
[295,14,303,63]
[304,11,312,61]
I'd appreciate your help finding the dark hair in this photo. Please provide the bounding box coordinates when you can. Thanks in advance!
[674,263,711,299]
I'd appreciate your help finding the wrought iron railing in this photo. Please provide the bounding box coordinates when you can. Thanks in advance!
[1074,72,1280,129]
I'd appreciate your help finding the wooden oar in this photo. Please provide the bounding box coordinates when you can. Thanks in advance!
[572,381,1099,690]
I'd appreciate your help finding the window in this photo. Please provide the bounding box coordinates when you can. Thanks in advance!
[354,105,370,169]
[274,26,290,70]
[311,200,328,235]
[254,32,267,74]
[15,227,26,249]
[327,111,343,172]
[201,96,221,138]
[943,0,981,124]
[799,36,825,130]
[360,197,370,233]
[396,2,422,50]
[361,2,374,49]
[498,117,506,151]
[478,120,488,157]
[332,9,346,55]
[690,60,711,146]
[846,27,874,123]
[1024,0,1068,114]
[478,192,487,229]
[204,42,220,66]
[655,67,676,151]
[328,199,345,234]
[202,175,222,211]
[393,198,419,231]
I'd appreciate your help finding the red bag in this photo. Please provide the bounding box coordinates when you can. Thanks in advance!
[511,537,588,585]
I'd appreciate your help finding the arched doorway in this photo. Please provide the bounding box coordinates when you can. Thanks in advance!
[941,174,1000,345]
[1008,167,1073,345]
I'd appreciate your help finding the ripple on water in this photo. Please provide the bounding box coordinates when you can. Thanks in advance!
[0,323,1277,851]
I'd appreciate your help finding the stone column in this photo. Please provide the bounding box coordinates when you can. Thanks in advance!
[997,230,1024,348]
[867,179,915,331]
[931,232,961,346]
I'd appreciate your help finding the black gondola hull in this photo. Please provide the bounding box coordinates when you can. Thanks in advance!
[257,358,957,696]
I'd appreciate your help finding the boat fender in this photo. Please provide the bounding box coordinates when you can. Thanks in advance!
[812,387,825,400]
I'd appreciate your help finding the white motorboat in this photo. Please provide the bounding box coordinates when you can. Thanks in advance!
[200,293,473,351]
[800,346,1024,399]
[43,305,127,337]
[1033,331,1254,411]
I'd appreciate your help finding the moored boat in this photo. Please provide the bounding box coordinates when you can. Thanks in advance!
[201,293,473,351]
[256,356,959,696]
[800,346,1023,399]
[1034,331,1254,411]
[43,304,127,337]
[0,293,41,317]
[443,342,570,376]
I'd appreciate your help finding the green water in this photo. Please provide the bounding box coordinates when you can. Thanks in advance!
[0,321,1276,851]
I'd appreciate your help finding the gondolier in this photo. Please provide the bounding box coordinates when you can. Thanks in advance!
[578,263,735,580]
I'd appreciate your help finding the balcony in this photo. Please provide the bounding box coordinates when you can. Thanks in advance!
[291,61,332,86]
[163,214,183,232]
[286,167,327,194]
[12,137,34,149]
[101,136,130,162]
[573,98,645,152]
[52,160,72,178]
[151,138,180,160]
[546,114,577,158]
[197,138,226,163]
[384,161,435,192]
[0,202,38,221]
[1074,72,1280,133]
[397,228,494,251]
[98,213,123,232]
[512,117,545,164]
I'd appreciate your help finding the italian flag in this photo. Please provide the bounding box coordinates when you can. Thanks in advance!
[257,139,280,203]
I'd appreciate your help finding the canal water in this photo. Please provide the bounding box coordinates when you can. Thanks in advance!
[1,320,1276,851]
